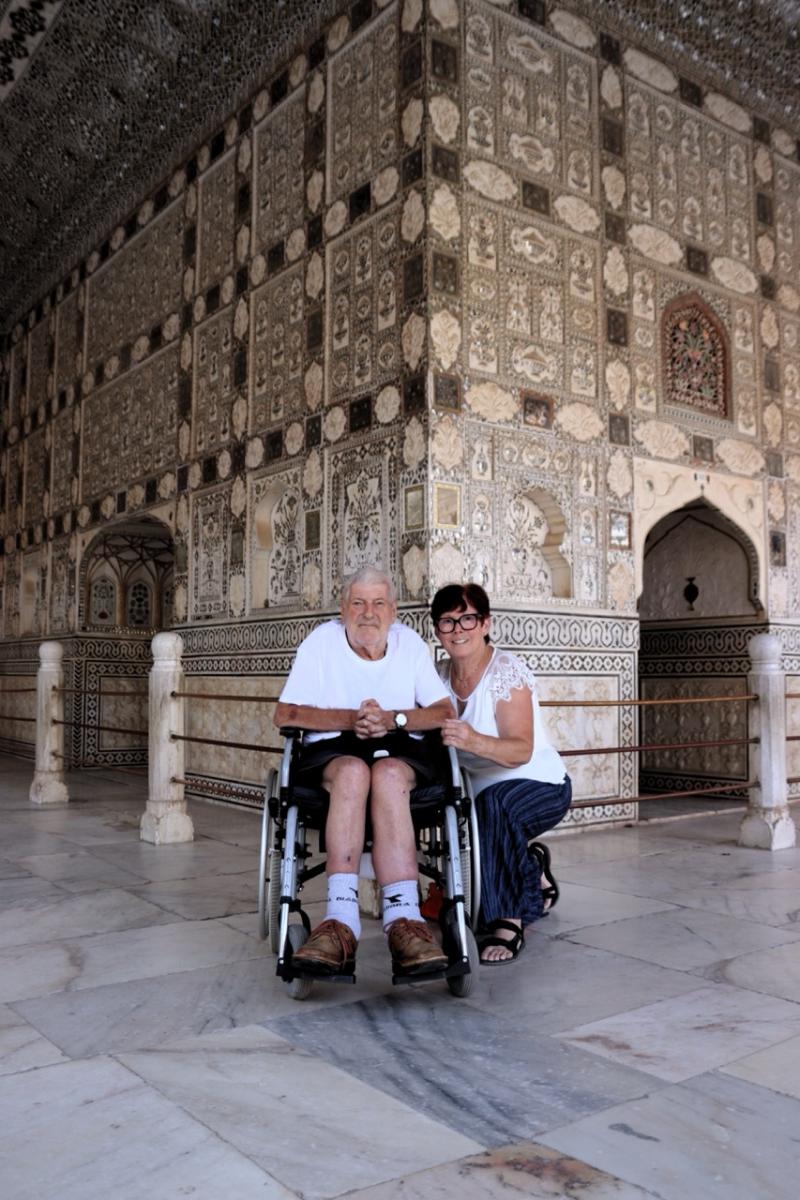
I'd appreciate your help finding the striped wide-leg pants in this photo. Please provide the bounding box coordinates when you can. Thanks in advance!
[475,775,572,927]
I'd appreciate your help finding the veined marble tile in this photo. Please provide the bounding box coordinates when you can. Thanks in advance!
[267,993,655,1146]
[536,884,676,935]
[0,876,67,906]
[564,905,800,970]
[547,829,701,866]
[0,918,264,1004]
[541,1071,800,1200]
[14,953,387,1057]
[0,857,31,879]
[17,850,151,893]
[0,887,176,949]
[9,808,142,846]
[342,1140,660,1198]
[119,1024,481,1199]
[0,826,81,859]
[461,939,702,1030]
[721,1032,800,1101]
[0,1055,294,1199]
[667,868,800,926]
[556,983,800,1082]
[556,846,785,903]
[0,1003,69,1076]
[90,838,258,881]
[129,869,261,919]
[700,940,800,1003]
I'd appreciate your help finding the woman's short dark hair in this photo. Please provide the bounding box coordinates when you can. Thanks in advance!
[431,583,491,643]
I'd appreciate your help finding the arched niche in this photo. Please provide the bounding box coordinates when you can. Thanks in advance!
[640,500,760,620]
[250,477,302,610]
[633,458,766,613]
[78,517,174,632]
[662,291,730,420]
[500,485,571,601]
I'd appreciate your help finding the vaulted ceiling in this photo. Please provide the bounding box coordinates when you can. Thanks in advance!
[1,0,798,332]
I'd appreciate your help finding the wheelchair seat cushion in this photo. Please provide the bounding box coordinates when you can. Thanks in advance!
[294,731,440,784]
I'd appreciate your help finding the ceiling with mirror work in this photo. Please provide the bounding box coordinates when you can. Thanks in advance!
[1,0,798,331]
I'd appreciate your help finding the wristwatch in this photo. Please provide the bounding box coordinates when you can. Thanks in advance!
[393,711,408,730]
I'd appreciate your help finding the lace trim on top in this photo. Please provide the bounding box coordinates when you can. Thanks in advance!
[488,651,536,704]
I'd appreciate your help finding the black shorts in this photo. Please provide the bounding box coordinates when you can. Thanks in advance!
[295,731,438,785]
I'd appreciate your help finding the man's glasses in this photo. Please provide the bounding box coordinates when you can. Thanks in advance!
[435,613,481,633]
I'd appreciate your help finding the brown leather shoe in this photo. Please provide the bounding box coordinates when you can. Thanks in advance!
[387,918,448,975]
[291,918,357,975]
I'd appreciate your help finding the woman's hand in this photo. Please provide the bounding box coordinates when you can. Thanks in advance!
[441,718,477,753]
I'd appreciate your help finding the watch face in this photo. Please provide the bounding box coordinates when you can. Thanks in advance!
[394,711,408,728]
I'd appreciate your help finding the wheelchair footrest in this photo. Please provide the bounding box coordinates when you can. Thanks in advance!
[277,962,356,985]
[391,958,470,987]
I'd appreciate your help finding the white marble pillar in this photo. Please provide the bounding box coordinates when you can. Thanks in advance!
[739,632,797,850]
[29,641,70,806]
[141,631,194,845]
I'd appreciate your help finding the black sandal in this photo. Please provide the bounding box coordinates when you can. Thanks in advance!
[477,919,525,965]
[530,841,560,913]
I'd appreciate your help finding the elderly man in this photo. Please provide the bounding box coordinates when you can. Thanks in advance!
[274,565,454,977]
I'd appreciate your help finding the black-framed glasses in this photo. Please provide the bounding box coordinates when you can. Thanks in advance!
[435,613,481,633]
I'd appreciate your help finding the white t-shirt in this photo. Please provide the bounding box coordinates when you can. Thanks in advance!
[437,648,567,788]
[280,620,450,741]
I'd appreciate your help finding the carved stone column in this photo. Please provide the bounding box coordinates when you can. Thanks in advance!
[29,641,70,806]
[739,633,797,850]
[141,631,194,845]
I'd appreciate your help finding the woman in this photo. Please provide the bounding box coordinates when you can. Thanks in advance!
[431,583,571,965]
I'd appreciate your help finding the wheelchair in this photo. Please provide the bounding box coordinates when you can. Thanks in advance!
[257,729,481,1000]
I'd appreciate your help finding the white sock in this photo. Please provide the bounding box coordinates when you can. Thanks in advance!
[326,873,361,940]
[382,879,422,931]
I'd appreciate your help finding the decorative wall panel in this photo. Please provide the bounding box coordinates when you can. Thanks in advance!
[86,203,184,364]
[253,90,306,253]
[23,426,47,526]
[251,264,305,430]
[198,151,237,293]
[55,289,82,394]
[326,204,402,405]
[191,487,230,619]
[81,346,179,499]
[327,4,399,204]
[193,306,236,455]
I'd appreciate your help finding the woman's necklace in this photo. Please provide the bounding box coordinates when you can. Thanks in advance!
[450,648,492,701]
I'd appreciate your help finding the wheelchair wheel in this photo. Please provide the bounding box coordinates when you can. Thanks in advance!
[257,769,279,945]
[447,925,480,999]
[286,925,314,1001]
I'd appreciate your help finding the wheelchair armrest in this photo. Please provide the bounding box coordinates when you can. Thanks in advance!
[445,743,462,792]
[278,726,306,738]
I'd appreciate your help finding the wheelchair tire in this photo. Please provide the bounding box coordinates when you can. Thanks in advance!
[257,769,280,944]
[447,926,479,999]
[286,925,314,1001]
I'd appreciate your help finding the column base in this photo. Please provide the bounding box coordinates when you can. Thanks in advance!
[140,806,194,845]
[738,805,797,851]
[29,772,69,806]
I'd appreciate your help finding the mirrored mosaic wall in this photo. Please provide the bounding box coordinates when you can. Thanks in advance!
[1,0,799,811]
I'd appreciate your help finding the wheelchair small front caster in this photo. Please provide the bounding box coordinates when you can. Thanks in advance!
[446,926,479,998]
[285,925,315,1001]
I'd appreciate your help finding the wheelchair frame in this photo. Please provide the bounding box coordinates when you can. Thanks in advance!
[257,729,481,1000]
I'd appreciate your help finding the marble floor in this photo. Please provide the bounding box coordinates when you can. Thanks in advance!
[1,755,799,1200]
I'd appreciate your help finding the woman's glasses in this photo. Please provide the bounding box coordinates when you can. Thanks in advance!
[435,612,481,633]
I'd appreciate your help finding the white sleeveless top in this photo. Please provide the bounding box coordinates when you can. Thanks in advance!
[438,648,567,788]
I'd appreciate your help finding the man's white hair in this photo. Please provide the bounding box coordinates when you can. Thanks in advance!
[341,564,397,605]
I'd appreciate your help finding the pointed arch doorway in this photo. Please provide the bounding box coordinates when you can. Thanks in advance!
[636,494,765,816]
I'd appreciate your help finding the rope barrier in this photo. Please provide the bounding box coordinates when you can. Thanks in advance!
[571,780,756,810]
[788,736,800,742]
[540,694,757,708]
[0,687,37,693]
[170,733,283,753]
[171,691,277,703]
[560,735,758,758]
[786,694,800,700]
[53,719,148,736]
[0,714,36,722]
